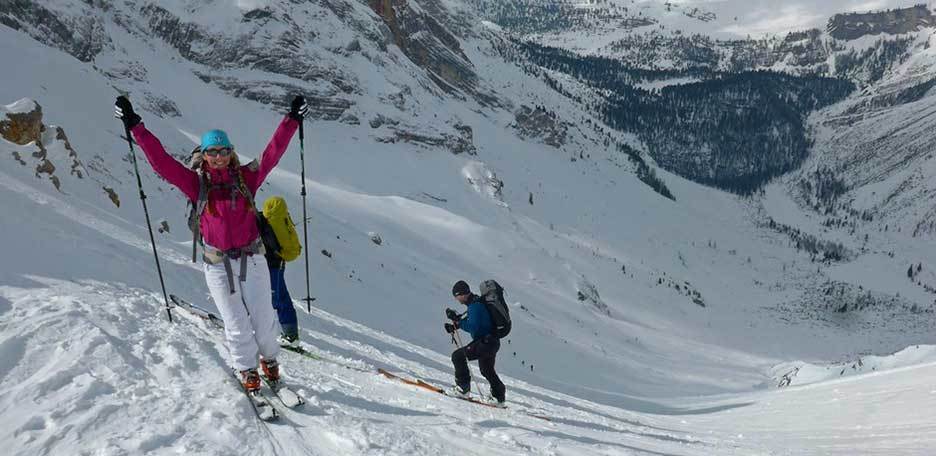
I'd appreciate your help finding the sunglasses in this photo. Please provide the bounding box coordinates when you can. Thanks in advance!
[204,147,233,157]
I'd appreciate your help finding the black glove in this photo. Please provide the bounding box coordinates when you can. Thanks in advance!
[114,96,142,130]
[445,308,460,321]
[289,95,308,121]
[444,322,457,334]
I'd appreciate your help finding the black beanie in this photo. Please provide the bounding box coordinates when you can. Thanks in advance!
[452,280,470,296]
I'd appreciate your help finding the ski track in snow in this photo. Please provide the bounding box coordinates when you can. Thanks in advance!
[5,278,936,455]
[0,279,734,456]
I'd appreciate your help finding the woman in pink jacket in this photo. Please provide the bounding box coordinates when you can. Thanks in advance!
[115,95,307,392]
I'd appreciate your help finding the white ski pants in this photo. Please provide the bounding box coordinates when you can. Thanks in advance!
[204,254,281,371]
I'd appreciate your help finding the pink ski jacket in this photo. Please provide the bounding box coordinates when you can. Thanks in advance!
[132,117,299,251]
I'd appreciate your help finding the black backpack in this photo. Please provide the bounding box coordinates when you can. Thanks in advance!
[479,280,511,338]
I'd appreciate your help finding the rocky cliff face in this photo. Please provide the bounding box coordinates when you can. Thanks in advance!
[827,5,936,41]
[369,0,500,107]
[1,0,495,156]
[0,0,108,62]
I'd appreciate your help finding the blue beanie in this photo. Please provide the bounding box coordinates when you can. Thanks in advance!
[200,129,232,150]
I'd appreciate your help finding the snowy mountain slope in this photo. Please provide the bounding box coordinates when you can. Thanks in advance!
[3,0,936,453]
[479,0,936,282]
[477,0,928,66]
[498,2,936,232]
[6,271,936,454]
[778,29,936,241]
[1,0,933,397]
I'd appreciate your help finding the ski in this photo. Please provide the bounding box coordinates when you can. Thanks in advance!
[231,370,278,422]
[377,369,551,421]
[260,374,304,409]
[280,344,373,373]
[377,368,500,408]
[417,379,509,408]
[170,294,224,330]
[173,296,287,417]
[280,344,325,361]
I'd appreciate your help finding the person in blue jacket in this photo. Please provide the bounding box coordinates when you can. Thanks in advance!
[445,280,506,405]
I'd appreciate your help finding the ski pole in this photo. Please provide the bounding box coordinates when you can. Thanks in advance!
[298,111,314,313]
[121,120,173,323]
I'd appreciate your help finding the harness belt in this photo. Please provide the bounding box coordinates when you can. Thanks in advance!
[203,237,265,294]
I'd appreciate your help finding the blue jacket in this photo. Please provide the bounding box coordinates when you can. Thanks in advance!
[459,295,492,341]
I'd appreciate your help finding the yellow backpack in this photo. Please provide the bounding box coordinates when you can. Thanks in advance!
[262,196,302,262]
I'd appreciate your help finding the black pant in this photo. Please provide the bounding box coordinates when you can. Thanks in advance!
[452,334,505,401]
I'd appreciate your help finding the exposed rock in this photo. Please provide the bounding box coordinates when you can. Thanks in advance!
[369,114,400,129]
[195,73,353,121]
[99,61,148,82]
[1,99,43,145]
[450,123,476,155]
[339,113,361,125]
[828,5,936,41]
[377,123,476,155]
[370,0,495,105]
[771,29,830,72]
[53,126,84,179]
[33,149,61,191]
[384,87,412,111]
[368,232,383,245]
[576,278,610,317]
[843,77,936,116]
[11,151,26,166]
[103,187,120,208]
[140,4,362,96]
[143,93,182,118]
[368,114,400,128]
[512,105,568,148]
[242,8,274,23]
[34,154,55,175]
[1,99,65,191]
[683,7,716,22]
[3,99,94,193]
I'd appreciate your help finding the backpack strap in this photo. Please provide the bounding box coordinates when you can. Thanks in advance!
[188,158,265,294]
[192,173,209,263]
[190,163,252,263]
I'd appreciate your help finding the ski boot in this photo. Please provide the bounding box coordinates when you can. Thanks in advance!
[277,332,300,349]
[449,384,470,399]
[240,368,261,393]
[261,358,280,383]
[487,395,507,408]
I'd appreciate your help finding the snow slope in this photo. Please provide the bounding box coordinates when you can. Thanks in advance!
[6,275,936,455]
